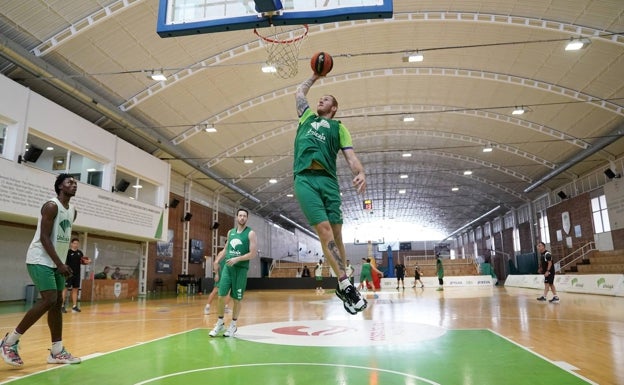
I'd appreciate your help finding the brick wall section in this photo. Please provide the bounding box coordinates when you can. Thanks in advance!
[517,222,533,253]
[546,192,594,261]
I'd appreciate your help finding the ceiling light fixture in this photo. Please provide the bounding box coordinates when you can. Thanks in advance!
[398,189,406,194]
[269,178,277,184]
[400,174,408,179]
[482,146,493,153]
[463,170,473,175]
[243,157,254,164]
[402,153,412,158]
[511,106,525,115]
[565,37,591,51]
[204,125,217,133]
[150,71,167,81]
[451,186,459,191]
[261,64,277,73]
[403,116,415,122]
[403,51,423,62]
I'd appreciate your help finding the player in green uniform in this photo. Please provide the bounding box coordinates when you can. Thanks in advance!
[209,209,257,337]
[294,72,368,314]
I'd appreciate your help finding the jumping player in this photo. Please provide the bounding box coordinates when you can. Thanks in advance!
[293,72,368,314]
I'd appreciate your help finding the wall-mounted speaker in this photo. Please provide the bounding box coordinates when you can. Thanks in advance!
[182,212,193,222]
[169,198,180,208]
[557,191,567,200]
[604,168,621,179]
[23,146,43,163]
[211,222,220,229]
[115,179,130,192]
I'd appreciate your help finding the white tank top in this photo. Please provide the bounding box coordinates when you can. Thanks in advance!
[26,198,75,267]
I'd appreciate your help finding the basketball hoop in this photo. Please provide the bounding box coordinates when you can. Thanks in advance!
[254,24,308,79]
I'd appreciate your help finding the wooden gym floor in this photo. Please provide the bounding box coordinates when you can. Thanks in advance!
[0,285,622,385]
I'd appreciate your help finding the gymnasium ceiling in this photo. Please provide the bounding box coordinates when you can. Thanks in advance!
[1,0,623,240]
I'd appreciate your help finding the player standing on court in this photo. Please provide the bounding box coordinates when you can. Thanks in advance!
[293,60,368,314]
[209,209,257,337]
[1,174,81,367]
[536,241,560,303]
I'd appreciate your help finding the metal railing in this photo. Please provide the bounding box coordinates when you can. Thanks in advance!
[557,241,596,272]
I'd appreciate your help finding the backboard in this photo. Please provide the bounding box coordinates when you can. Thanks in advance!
[157,0,393,38]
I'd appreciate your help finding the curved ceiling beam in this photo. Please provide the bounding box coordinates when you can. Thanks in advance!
[242,147,528,202]
[31,0,146,57]
[207,124,558,182]
[201,103,585,169]
[173,66,623,146]
[353,129,557,171]
[119,11,623,111]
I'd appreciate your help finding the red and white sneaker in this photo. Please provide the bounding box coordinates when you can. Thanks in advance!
[0,333,23,367]
[47,347,81,364]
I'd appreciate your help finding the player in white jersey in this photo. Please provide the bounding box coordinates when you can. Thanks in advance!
[1,174,81,367]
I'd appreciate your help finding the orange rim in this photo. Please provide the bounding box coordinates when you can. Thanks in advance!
[254,24,309,44]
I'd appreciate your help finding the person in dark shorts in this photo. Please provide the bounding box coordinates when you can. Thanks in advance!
[412,266,424,288]
[536,241,560,303]
[436,254,445,291]
[394,260,406,290]
[62,238,83,313]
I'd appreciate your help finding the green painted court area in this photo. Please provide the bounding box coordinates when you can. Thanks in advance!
[4,328,591,385]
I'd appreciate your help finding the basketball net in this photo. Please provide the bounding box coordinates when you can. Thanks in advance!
[254,24,308,79]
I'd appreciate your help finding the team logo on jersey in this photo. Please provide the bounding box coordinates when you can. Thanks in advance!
[59,219,72,233]
[229,238,242,249]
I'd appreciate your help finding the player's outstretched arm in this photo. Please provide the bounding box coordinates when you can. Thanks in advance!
[295,73,320,116]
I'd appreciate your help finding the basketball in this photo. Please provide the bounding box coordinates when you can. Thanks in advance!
[81,256,91,265]
[310,52,333,76]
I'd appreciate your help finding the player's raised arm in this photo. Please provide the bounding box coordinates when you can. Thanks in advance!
[295,73,320,117]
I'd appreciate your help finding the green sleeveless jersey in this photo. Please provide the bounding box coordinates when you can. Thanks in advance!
[293,108,353,179]
[225,226,252,269]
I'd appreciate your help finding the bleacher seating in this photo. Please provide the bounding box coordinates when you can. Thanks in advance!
[575,249,624,274]
[270,257,479,278]
[404,257,478,277]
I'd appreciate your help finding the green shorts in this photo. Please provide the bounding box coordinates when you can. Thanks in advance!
[218,265,249,300]
[360,272,373,282]
[27,264,65,292]
[294,170,343,226]
[315,276,323,282]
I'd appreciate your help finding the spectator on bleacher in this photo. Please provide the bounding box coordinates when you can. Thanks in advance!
[94,266,110,279]
[301,265,311,278]
[111,267,123,280]
[295,268,302,278]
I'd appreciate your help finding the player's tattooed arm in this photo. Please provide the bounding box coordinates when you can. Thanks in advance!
[327,240,346,273]
[295,74,319,116]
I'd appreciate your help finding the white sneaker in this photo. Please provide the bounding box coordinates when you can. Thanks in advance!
[223,324,237,337]
[47,347,81,364]
[209,322,225,337]
[203,305,210,315]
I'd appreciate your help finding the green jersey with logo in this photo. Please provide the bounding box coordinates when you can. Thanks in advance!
[293,108,353,179]
[26,198,75,267]
[225,226,252,269]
